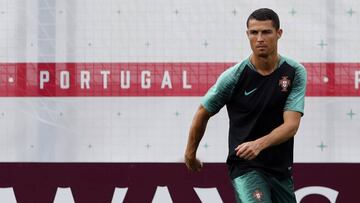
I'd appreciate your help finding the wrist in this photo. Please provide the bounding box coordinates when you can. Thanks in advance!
[256,136,270,151]
[184,151,196,160]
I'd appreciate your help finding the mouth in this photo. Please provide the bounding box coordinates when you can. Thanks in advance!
[256,45,267,49]
[255,46,267,52]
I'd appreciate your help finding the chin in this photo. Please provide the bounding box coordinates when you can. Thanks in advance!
[257,53,269,58]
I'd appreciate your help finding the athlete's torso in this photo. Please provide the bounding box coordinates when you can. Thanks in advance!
[201,55,307,180]
[227,60,296,179]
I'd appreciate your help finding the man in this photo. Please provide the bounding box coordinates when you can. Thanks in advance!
[184,8,306,203]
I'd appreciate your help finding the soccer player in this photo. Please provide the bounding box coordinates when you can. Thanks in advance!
[184,8,306,203]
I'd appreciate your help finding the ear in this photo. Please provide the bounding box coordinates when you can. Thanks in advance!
[277,29,283,39]
[246,30,250,38]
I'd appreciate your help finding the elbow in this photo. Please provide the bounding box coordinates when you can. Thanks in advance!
[288,123,300,137]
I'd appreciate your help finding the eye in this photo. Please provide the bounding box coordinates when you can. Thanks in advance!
[262,30,273,34]
[249,30,258,35]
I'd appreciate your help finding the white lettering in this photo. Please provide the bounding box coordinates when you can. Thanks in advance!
[161,71,172,89]
[35,69,198,90]
[0,187,17,203]
[194,187,222,203]
[80,71,90,89]
[111,186,223,203]
[112,187,128,202]
[183,70,192,89]
[295,186,339,203]
[141,70,151,89]
[100,70,110,89]
[53,187,75,203]
[40,71,49,89]
[121,71,130,89]
[152,186,173,203]
[355,71,360,89]
[60,71,70,89]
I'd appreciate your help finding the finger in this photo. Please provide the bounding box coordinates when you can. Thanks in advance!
[240,146,255,159]
[244,147,259,160]
[186,163,193,171]
[235,143,246,151]
[188,165,197,172]
[243,152,254,160]
[188,159,202,172]
[239,149,251,159]
[196,160,203,171]
[247,154,256,160]
[236,144,247,156]
[185,160,196,171]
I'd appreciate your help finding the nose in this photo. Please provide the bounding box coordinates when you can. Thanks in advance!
[257,33,264,42]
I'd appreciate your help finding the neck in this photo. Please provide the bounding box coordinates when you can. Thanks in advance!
[250,53,279,75]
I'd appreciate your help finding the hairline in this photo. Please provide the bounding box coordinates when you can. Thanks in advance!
[246,19,279,30]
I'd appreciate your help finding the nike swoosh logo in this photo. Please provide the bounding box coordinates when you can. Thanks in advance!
[244,88,257,96]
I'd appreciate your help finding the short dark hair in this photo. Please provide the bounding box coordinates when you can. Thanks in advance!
[246,8,280,30]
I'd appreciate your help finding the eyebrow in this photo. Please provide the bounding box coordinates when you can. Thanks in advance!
[248,29,273,33]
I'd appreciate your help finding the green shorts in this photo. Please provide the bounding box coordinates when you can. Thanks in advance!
[232,170,296,203]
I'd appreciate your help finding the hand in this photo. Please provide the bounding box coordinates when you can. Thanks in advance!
[235,140,262,160]
[184,155,203,172]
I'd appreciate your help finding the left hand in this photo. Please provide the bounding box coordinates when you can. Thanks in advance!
[184,156,203,172]
[235,140,262,160]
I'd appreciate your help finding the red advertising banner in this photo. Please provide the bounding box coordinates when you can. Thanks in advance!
[1,63,360,97]
[0,163,357,203]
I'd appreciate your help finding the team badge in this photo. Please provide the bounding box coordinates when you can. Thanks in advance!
[279,76,291,92]
[252,189,264,202]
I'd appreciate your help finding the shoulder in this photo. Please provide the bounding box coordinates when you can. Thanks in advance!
[210,60,248,96]
[219,58,250,82]
[282,56,307,115]
[280,55,307,81]
[200,58,250,114]
[280,55,306,74]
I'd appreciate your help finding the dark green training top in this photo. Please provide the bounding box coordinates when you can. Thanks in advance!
[202,55,307,180]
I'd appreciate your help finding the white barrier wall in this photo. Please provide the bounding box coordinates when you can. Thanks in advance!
[0,0,359,164]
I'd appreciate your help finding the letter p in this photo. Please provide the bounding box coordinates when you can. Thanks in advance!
[40,71,49,89]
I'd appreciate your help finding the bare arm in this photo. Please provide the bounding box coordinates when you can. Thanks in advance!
[184,105,212,171]
[236,111,302,160]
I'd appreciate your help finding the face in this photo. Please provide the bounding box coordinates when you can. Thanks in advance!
[246,19,282,58]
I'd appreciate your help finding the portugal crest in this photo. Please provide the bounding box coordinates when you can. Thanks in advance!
[279,76,291,92]
[252,189,264,202]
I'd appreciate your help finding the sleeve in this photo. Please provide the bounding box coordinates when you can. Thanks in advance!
[201,65,238,114]
[284,63,307,115]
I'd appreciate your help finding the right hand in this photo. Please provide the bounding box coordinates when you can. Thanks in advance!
[184,155,203,172]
